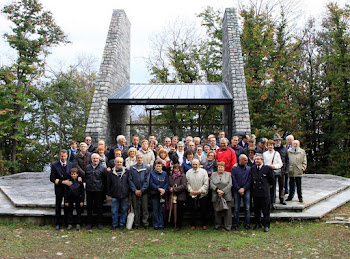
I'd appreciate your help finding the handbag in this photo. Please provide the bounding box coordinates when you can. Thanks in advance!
[272,151,282,176]
[215,197,229,212]
[126,202,134,230]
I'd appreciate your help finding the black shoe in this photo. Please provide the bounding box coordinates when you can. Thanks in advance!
[254,224,262,230]
[264,226,269,232]
[144,225,149,230]
[119,225,125,230]
[153,227,159,230]
[110,226,117,231]
[55,225,60,230]
[86,224,92,230]
[280,201,287,205]
[97,224,103,230]
[133,226,139,229]
[286,197,292,201]
[244,224,250,230]
[299,198,303,202]
[67,224,73,230]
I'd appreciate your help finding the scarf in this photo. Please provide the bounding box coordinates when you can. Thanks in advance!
[204,160,215,175]
[172,172,181,180]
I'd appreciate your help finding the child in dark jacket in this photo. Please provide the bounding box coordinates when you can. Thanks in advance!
[64,168,85,231]
[149,160,169,230]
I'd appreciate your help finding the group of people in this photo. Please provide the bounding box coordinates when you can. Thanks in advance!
[50,132,307,232]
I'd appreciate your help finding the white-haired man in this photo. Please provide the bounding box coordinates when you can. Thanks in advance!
[109,135,128,160]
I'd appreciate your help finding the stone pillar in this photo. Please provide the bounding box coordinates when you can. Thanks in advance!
[222,8,251,136]
[85,10,131,147]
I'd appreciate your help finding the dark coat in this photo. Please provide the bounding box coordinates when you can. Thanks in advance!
[88,145,96,153]
[85,163,107,192]
[107,167,129,199]
[168,174,187,201]
[149,170,169,196]
[231,165,251,191]
[230,145,246,160]
[74,151,91,179]
[109,144,128,160]
[64,179,85,202]
[251,164,275,198]
[50,161,73,196]
[274,145,289,172]
[168,151,180,165]
[128,164,150,193]
[129,144,141,150]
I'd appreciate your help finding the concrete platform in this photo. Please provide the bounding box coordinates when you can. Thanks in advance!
[0,172,349,223]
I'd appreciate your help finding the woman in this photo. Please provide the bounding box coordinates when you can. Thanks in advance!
[203,144,211,156]
[67,141,79,163]
[125,147,137,169]
[287,140,307,203]
[210,161,233,231]
[157,148,172,175]
[168,164,187,230]
[97,146,108,168]
[149,139,157,157]
[194,145,207,166]
[247,147,256,167]
[203,151,217,177]
[181,149,194,173]
[137,139,155,170]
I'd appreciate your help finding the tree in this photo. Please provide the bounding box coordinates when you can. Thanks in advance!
[0,0,69,172]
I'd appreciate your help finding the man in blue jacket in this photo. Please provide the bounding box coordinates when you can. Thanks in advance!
[231,154,251,230]
[50,150,74,230]
[128,154,151,229]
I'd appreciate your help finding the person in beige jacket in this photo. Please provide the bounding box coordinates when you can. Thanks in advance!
[286,140,307,202]
[137,140,155,170]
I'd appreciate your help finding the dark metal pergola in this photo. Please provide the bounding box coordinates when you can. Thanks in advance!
[108,83,234,139]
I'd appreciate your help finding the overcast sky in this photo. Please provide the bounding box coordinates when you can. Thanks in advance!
[0,0,346,83]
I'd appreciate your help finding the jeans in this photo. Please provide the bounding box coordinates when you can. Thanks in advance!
[111,197,129,227]
[151,195,164,228]
[233,189,250,226]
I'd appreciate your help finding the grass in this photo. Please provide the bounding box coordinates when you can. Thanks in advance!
[0,203,349,258]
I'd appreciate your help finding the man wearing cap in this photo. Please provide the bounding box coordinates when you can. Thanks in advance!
[273,133,289,205]
[257,138,267,153]
[247,139,262,154]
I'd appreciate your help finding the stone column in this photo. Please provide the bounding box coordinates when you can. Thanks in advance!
[222,8,251,136]
[85,10,131,146]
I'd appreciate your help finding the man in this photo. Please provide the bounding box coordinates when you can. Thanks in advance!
[163,137,171,152]
[216,131,226,146]
[109,135,128,160]
[169,141,185,165]
[185,136,193,150]
[273,133,289,205]
[186,159,209,230]
[129,135,141,150]
[85,153,107,230]
[148,134,156,143]
[171,136,179,146]
[128,154,151,229]
[247,138,262,154]
[98,140,110,157]
[187,141,196,151]
[216,138,237,172]
[193,137,201,147]
[257,138,267,153]
[74,142,92,180]
[137,139,155,170]
[50,150,74,230]
[284,134,294,194]
[251,154,275,232]
[210,137,219,151]
[238,134,250,149]
[231,154,251,230]
[230,136,245,163]
[85,136,96,153]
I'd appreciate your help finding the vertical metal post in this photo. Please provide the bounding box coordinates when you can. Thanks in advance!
[149,109,152,136]
[228,103,233,141]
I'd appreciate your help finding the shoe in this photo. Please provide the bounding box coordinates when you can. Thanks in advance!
[144,225,149,230]
[280,201,287,205]
[299,198,303,202]
[202,226,207,230]
[119,225,125,230]
[214,226,220,230]
[232,225,238,230]
[133,226,139,229]
[264,226,269,232]
[55,225,60,230]
[153,227,159,230]
[66,224,73,230]
[225,227,231,232]
[76,224,80,231]
[286,197,292,201]
[97,224,104,230]
[190,226,196,230]
[110,226,117,231]
[86,224,92,230]
[244,224,250,230]
[254,224,262,230]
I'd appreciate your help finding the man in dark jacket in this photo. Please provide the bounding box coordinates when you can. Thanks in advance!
[128,154,151,229]
[231,154,251,230]
[109,135,129,160]
[74,142,91,180]
[251,154,275,232]
[107,157,129,230]
[230,136,246,162]
[85,153,107,230]
[85,136,96,153]
[50,150,74,230]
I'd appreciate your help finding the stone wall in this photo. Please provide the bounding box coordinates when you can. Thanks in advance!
[85,10,131,147]
[222,8,251,136]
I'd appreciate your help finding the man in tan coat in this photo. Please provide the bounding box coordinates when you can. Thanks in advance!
[286,140,307,202]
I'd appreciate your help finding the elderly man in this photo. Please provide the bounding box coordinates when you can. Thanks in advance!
[287,140,307,203]
[238,134,250,150]
[210,137,219,151]
[193,137,201,147]
[248,138,262,154]
[74,142,91,180]
[187,141,196,151]
[138,140,155,170]
[169,141,185,165]
[230,136,245,163]
[186,159,209,230]
[216,131,226,146]
[163,137,171,152]
[251,154,275,232]
[231,154,251,230]
[171,136,179,146]
[216,138,237,172]
[85,136,96,153]
[185,136,194,150]
[50,150,74,230]
[129,154,151,229]
[109,135,128,160]
[284,134,294,194]
[85,153,107,230]
[129,135,141,150]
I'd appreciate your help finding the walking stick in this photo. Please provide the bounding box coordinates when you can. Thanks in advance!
[168,191,173,223]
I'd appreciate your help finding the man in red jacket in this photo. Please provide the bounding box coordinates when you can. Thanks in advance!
[216,138,237,172]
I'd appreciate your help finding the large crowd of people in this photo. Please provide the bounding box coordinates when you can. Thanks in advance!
[50,132,307,232]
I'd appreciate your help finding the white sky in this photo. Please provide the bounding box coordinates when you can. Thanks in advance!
[0,0,346,83]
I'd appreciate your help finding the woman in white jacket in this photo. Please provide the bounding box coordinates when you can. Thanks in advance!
[263,139,284,206]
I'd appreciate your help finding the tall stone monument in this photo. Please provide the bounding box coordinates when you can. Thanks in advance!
[222,8,251,136]
[85,10,131,145]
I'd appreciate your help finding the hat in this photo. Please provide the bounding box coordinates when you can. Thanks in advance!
[259,138,266,143]
[273,133,282,140]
